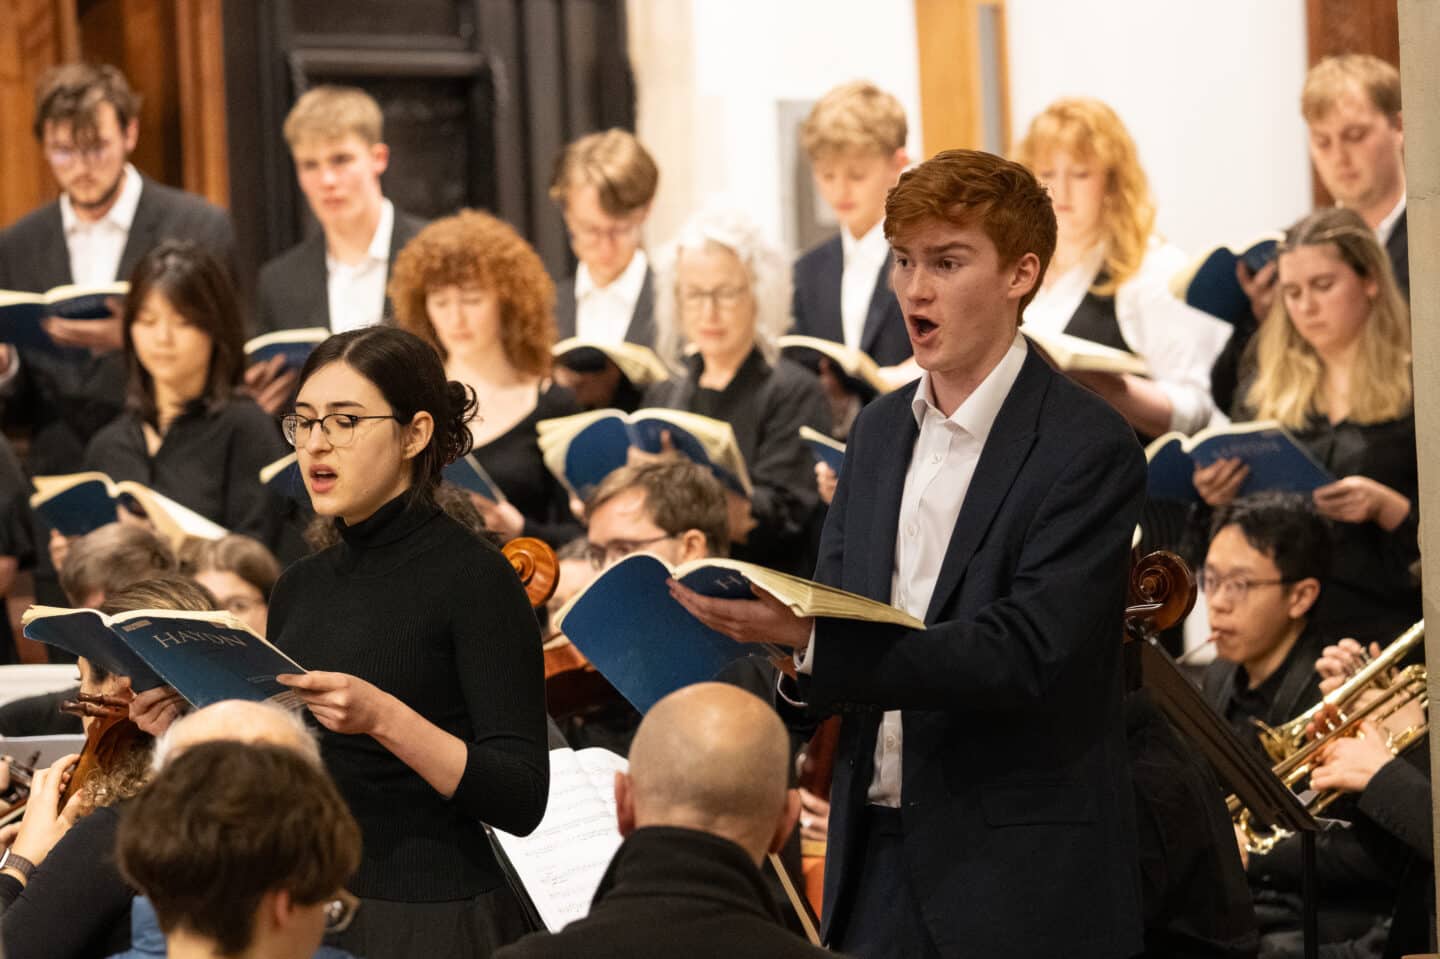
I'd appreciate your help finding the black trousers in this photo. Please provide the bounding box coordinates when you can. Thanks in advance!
[830,807,941,959]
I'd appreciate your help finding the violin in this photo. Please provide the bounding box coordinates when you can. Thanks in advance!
[0,752,40,825]
[1125,549,1196,641]
[502,537,560,608]
[57,692,146,810]
[499,536,631,723]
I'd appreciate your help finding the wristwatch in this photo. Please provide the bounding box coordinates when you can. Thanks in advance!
[0,848,35,882]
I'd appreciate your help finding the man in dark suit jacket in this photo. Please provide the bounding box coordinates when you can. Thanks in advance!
[248,86,426,412]
[495,683,833,959]
[791,240,910,368]
[547,130,659,410]
[0,63,235,475]
[673,150,1145,958]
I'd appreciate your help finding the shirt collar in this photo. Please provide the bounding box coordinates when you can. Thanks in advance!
[576,248,649,302]
[1375,193,1407,246]
[841,218,889,265]
[61,163,143,235]
[325,198,394,271]
[910,331,1028,444]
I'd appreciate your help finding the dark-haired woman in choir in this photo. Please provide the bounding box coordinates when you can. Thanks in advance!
[270,326,549,959]
[80,240,289,551]
[390,210,581,547]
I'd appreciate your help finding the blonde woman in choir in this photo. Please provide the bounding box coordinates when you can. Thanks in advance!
[1015,97,1231,438]
[1194,207,1417,644]
[389,210,581,547]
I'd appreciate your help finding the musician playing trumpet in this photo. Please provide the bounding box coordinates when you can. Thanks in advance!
[1198,493,1333,763]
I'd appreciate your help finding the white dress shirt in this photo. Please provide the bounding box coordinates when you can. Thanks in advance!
[798,333,1029,807]
[839,221,891,352]
[325,199,394,334]
[575,249,649,344]
[1375,194,1407,248]
[61,163,143,287]
[1023,236,1231,434]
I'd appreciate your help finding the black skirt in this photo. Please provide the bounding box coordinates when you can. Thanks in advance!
[326,883,534,959]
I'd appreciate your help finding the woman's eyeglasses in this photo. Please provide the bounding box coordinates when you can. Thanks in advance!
[280,413,400,448]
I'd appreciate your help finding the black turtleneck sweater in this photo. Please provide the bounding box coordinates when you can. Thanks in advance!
[268,493,549,901]
[494,826,834,959]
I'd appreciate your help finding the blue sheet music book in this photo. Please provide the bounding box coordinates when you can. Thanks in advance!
[554,553,922,713]
[22,605,306,708]
[29,472,228,541]
[244,327,328,370]
[1145,421,1334,503]
[1172,235,1282,323]
[798,425,844,474]
[442,453,508,504]
[259,453,305,503]
[538,409,752,502]
[0,282,127,351]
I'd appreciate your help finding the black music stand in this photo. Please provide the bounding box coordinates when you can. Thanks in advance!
[1137,638,1323,959]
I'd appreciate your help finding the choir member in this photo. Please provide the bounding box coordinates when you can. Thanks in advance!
[1194,207,1417,644]
[249,85,427,413]
[389,210,582,547]
[645,205,829,574]
[81,241,290,553]
[271,326,549,959]
[549,129,659,348]
[547,130,661,412]
[1015,97,1230,438]
[178,533,281,637]
[673,150,1145,959]
[793,80,914,435]
[1214,53,1410,413]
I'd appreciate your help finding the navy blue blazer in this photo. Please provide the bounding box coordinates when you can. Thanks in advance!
[787,342,1146,958]
[791,234,911,367]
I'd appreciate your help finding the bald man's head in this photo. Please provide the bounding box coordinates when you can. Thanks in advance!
[617,683,795,862]
[152,700,320,771]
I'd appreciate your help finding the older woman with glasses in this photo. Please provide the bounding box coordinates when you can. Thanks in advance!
[644,205,829,574]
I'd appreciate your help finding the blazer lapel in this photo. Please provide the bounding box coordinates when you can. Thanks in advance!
[116,179,160,282]
[555,276,578,340]
[624,267,655,347]
[38,205,74,287]
[813,237,844,343]
[299,235,330,329]
[858,254,895,357]
[922,349,1050,622]
[866,387,920,601]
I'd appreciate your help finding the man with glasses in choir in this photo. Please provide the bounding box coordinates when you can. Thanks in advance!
[1198,492,1332,761]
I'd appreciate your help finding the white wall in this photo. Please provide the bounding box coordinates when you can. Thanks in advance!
[1006,0,1313,254]
[630,0,1313,259]
[629,0,923,255]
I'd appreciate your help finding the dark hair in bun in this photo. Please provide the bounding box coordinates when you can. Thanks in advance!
[296,327,477,497]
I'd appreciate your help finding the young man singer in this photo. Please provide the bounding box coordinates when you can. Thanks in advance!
[672,149,1146,959]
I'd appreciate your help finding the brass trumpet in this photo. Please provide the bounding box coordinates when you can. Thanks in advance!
[1230,619,1428,855]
